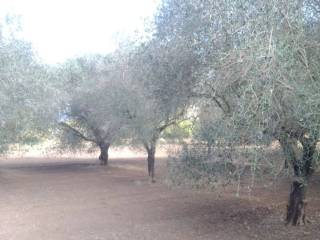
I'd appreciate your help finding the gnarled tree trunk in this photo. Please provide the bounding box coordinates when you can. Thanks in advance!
[144,139,157,183]
[280,136,316,225]
[286,180,307,225]
[147,144,156,182]
[98,142,110,165]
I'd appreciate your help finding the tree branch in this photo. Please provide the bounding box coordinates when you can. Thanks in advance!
[190,92,230,114]
[157,109,186,133]
[60,122,96,143]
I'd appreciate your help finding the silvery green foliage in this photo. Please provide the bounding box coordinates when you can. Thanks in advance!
[156,0,320,143]
[155,0,320,190]
[57,53,133,150]
[124,38,196,146]
[0,18,59,152]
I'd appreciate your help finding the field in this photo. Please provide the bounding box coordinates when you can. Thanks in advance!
[0,151,320,240]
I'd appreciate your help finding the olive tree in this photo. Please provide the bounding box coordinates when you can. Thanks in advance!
[0,17,58,152]
[124,39,196,182]
[58,54,130,165]
[155,0,320,225]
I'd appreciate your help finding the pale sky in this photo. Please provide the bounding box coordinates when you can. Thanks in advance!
[0,0,160,64]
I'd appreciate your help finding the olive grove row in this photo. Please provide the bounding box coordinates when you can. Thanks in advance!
[1,0,320,225]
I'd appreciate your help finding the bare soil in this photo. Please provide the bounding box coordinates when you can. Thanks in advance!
[0,156,319,240]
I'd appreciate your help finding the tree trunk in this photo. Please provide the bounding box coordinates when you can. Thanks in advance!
[144,140,157,183]
[284,159,289,169]
[147,144,156,182]
[280,136,316,225]
[286,180,307,225]
[207,142,212,158]
[98,142,110,165]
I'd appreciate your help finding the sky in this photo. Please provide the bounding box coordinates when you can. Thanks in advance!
[0,0,160,64]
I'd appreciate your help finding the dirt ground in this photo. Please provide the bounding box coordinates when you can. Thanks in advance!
[0,156,319,240]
